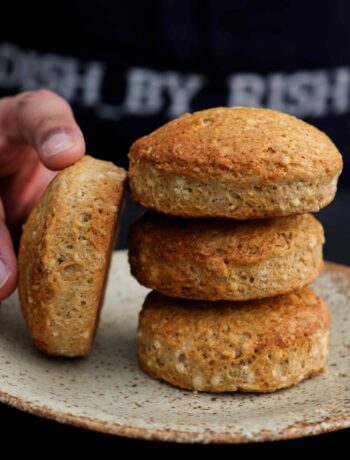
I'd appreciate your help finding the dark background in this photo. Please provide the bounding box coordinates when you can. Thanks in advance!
[1,401,349,450]
[1,0,350,449]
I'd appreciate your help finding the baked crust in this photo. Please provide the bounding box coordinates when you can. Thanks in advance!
[129,213,324,300]
[18,155,127,357]
[129,107,342,184]
[129,107,342,218]
[138,288,330,392]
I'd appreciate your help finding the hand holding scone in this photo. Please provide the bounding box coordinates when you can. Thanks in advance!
[0,89,85,300]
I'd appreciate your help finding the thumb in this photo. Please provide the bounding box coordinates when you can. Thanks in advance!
[11,89,85,171]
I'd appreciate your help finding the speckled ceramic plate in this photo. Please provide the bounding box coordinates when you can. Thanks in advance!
[1,251,350,443]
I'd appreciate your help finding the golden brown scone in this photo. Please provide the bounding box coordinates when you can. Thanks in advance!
[138,289,330,393]
[129,213,324,301]
[18,155,127,357]
[129,107,342,219]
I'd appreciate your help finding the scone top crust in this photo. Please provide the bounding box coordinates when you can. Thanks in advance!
[129,212,324,265]
[140,288,330,353]
[129,107,342,186]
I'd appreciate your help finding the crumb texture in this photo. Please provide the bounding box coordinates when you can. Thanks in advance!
[129,162,339,218]
[18,155,127,356]
[138,288,330,392]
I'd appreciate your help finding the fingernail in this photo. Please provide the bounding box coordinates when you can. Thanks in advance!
[41,130,76,157]
[0,258,11,289]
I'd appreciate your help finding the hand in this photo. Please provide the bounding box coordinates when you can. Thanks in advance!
[0,89,85,300]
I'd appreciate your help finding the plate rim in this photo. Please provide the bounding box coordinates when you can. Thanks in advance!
[1,386,350,443]
[1,258,350,443]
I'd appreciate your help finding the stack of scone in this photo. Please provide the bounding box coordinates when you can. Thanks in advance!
[128,107,342,393]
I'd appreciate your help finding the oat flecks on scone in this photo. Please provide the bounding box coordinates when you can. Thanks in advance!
[128,107,342,218]
[129,212,324,301]
[137,288,331,393]
[18,155,127,357]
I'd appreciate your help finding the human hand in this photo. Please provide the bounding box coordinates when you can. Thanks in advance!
[0,89,85,300]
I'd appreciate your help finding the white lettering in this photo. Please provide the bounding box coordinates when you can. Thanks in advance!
[0,42,104,107]
[267,73,286,112]
[284,71,330,117]
[164,72,205,118]
[124,68,163,115]
[2,42,350,121]
[0,43,20,87]
[124,67,204,117]
[331,67,350,114]
[80,63,105,106]
[227,73,265,107]
[20,52,41,91]
[227,68,350,119]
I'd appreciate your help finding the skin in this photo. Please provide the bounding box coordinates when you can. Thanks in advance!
[0,89,85,300]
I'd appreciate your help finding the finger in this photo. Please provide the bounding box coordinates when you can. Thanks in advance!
[0,151,57,234]
[12,89,85,170]
[0,199,17,300]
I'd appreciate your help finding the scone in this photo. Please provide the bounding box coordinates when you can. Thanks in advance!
[18,155,127,357]
[129,107,342,219]
[129,212,324,301]
[138,288,330,393]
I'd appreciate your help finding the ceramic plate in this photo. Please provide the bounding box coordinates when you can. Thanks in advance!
[1,251,350,443]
